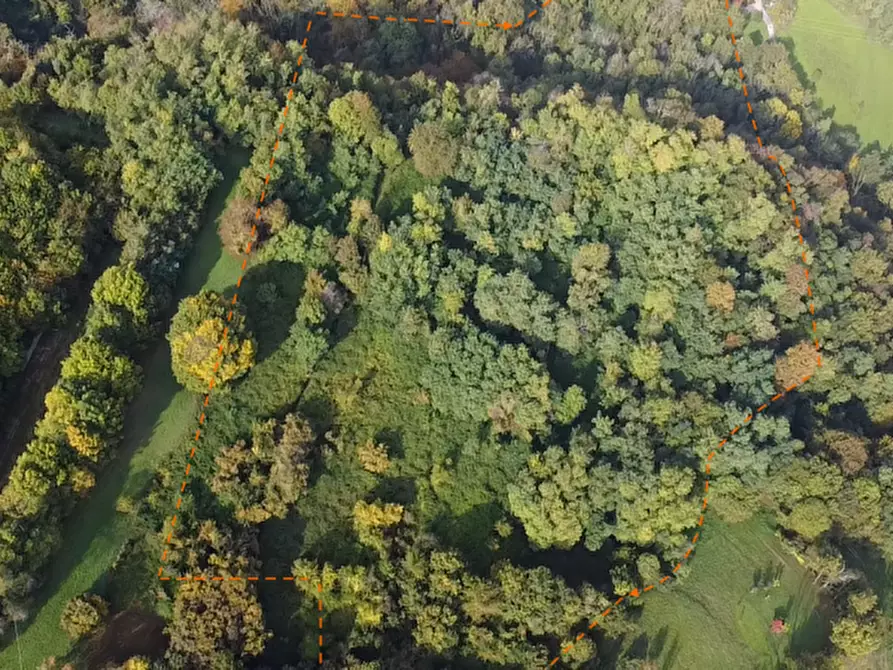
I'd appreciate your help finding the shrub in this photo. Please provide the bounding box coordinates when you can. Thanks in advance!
[60,594,108,640]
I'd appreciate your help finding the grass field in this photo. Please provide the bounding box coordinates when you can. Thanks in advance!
[0,150,248,669]
[626,516,830,669]
[782,0,893,148]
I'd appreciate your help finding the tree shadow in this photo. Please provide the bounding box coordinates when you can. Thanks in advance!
[371,476,417,507]
[430,502,504,574]
[237,260,305,362]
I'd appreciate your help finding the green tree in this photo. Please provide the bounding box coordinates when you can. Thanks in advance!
[408,122,457,179]
[507,447,591,549]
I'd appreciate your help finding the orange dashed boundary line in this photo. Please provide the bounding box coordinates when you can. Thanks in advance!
[157,19,314,582]
[313,0,554,30]
[157,0,559,584]
[546,2,823,666]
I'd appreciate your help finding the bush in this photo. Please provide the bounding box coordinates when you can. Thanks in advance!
[60,594,108,640]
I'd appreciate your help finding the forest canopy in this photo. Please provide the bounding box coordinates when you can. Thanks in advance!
[0,1,892,669]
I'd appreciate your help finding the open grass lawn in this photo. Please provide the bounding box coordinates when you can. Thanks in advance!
[782,0,893,148]
[626,515,830,669]
[0,150,249,670]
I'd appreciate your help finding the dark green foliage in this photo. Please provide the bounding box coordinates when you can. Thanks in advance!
[3,1,893,667]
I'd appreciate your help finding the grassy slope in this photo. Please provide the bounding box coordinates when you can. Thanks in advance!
[0,151,248,670]
[783,0,893,148]
[628,516,829,669]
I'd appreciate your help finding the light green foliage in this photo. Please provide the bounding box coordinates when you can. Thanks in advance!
[328,91,383,144]
[830,617,883,657]
[507,447,591,549]
[628,342,663,384]
[474,269,562,342]
[87,263,152,343]
[553,385,586,425]
[785,498,833,539]
[614,468,699,548]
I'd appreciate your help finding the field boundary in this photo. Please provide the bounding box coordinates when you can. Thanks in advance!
[147,2,824,668]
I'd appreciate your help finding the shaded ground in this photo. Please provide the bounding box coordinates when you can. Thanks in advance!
[86,610,167,667]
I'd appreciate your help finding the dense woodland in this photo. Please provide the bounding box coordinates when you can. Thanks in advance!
[1,0,893,668]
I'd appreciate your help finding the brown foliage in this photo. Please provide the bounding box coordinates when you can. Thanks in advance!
[218,198,256,257]
[823,430,869,474]
[774,341,818,390]
[785,263,809,296]
[220,0,244,18]
[706,281,735,313]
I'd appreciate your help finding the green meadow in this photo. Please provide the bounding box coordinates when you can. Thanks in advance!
[625,516,830,669]
[783,0,893,148]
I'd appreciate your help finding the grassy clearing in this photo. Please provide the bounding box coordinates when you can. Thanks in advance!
[782,0,893,148]
[0,150,248,670]
[627,515,829,669]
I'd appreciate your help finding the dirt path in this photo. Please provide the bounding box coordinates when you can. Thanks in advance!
[749,0,777,39]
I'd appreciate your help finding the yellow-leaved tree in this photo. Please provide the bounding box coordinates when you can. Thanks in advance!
[168,291,255,393]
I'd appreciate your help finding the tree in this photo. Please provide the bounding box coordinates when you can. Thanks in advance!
[87,263,152,343]
[848,151,886,196]
[831,616,883,658]
[554,386,586,425]
[166,579,269,668]
[408,122,457,179]
[507,447,591,549]
[218,198,258,258]
[328,91,383,144]
[823,431,869,474]
[212,414,313,522]
[628,342,663,385]
[60,594,108,640]
[357,440,390,474]
[474,269,561,342]
[784,498,832,539]
[774,341,819,391]
[353,500,404,555]
[168,291,255,393]
[705,281,735,314]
